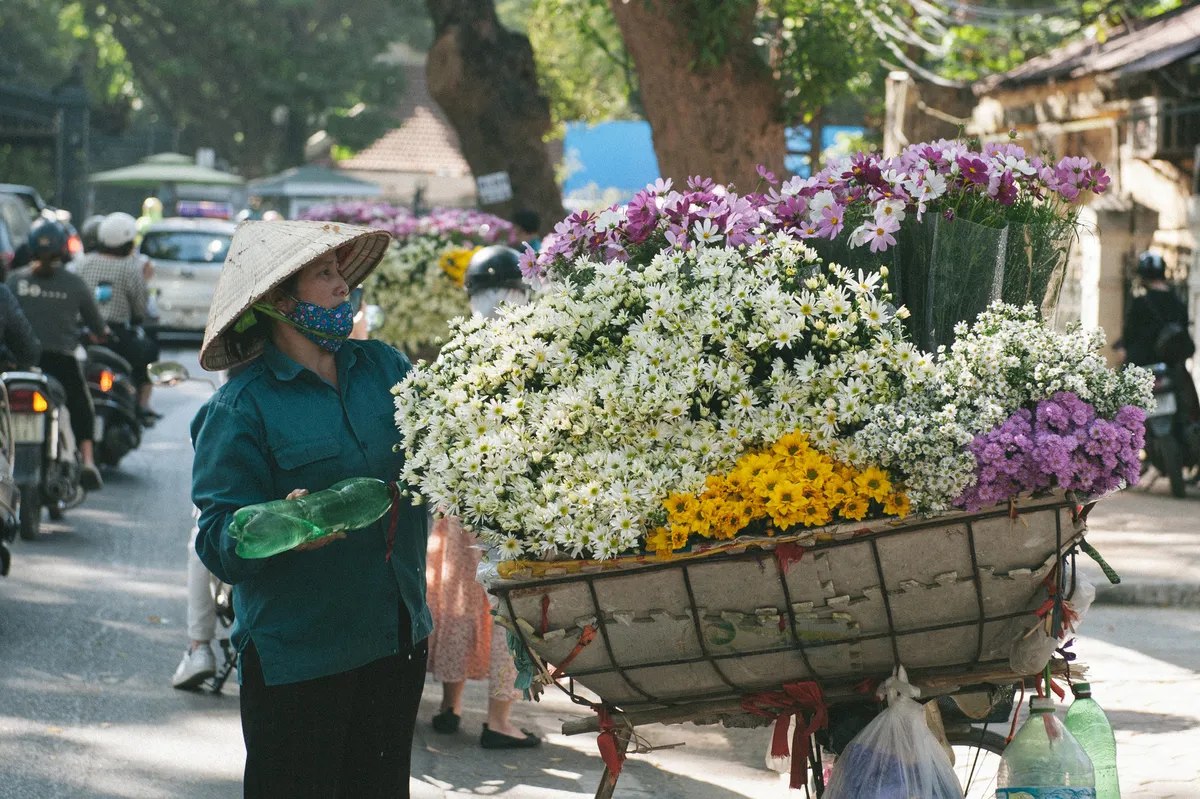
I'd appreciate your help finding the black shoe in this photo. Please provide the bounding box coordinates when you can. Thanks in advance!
[432,708,460,734]
[480,723,541,749]
[80,464,103,491]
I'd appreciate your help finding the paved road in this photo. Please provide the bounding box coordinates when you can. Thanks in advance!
[1,348,1198,797]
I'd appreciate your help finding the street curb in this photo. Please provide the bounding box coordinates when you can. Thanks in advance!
[1094,582,1200,608]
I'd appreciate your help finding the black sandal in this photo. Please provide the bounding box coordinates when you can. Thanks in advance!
[480,723,541,749]
[432,708,460,734]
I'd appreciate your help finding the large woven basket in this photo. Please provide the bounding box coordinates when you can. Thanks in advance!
[491,492,1086,709]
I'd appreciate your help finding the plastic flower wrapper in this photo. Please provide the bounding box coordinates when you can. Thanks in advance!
[395,213,924,561]
[523,137,1105,351]
[823,667,964,799]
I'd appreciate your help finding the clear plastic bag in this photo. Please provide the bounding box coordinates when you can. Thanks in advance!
[1009,573,1096,675]
[823,667,964,799]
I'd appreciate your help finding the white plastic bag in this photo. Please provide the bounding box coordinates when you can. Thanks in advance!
[823,667,964,799]
[1009,573,1096,675]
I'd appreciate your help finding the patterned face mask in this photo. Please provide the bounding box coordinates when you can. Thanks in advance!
[286,300,355,352]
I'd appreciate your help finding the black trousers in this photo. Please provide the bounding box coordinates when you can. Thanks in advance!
[38,351,94,443]
[239,639,428,799]
[107,323,159,389]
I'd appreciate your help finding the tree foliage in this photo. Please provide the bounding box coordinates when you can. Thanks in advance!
[76,0,430,175]
[498,0,638,133]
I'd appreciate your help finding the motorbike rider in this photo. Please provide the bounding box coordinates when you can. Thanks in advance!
[0,283,42,369]
[79,215,106,255]
[6,218,107,490]
[1119,252,1192,367]
[76,212,161,421]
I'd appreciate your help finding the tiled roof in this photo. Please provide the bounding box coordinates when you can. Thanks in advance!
[338,66,472,177]
[976,2,1200,92]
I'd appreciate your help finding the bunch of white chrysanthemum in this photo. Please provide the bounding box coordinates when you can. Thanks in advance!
[394,235,921,560]
[365,238,473,357]
[852,302,1154,511]
[938,303,1153,424]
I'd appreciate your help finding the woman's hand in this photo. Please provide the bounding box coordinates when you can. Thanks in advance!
[285,489,348,552]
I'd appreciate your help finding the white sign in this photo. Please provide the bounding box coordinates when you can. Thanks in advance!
[476,171,513,205]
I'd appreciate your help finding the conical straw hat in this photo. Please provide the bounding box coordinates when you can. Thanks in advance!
[199,220,391,371]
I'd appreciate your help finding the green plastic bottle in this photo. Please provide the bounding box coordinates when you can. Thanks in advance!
[1064,683,1120,799]
[229,478,393,559]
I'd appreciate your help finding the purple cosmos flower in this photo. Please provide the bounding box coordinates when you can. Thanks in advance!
[756,164,778,185]
[957,155,991,186]
[817,204,846,239]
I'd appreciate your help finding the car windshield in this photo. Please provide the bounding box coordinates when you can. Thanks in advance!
[141,230,231,263]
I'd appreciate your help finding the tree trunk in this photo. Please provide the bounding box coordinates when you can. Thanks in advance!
[425,0,564,232]
[608,0,785,189]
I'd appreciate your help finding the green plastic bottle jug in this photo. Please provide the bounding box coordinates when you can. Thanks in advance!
[229,478,393,558]
[1064,682,1120,799]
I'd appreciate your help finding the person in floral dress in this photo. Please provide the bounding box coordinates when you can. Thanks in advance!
[425,246,540,749]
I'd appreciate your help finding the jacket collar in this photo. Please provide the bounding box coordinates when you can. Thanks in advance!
[261,339,362,383]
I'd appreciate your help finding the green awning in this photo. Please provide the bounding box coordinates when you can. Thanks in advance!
[89,153,245,187]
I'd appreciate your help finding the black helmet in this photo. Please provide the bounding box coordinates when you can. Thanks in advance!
[464,245,525,295]
[27,218,69,262]
[80,215,106,252]
[1137,252,1166,280]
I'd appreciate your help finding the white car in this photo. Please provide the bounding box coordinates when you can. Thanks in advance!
[140,218,236,332]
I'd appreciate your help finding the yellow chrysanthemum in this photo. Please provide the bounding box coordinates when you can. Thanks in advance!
[664,491,694,519]
[647,527,675,556]
[824,474,853,505]
[799,500,833,527]
[772,431,810,464]
[883,492,911,517]
[669,527,691,549]
[855,466,892,502]
[752,468,783,500]
[438,246,481,286]
[767,481,808,527]
[839,496,869,521]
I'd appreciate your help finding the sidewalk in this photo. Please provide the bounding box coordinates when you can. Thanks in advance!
[1078,479,1200,607]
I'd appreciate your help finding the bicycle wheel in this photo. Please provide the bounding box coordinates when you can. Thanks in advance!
[947,728,1007,799]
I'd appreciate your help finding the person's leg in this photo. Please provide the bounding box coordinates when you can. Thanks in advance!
[441,680,465,715]
[239,640,353,799]
[174,524,217,689]
[38,352,100,484]
[482,623,538,746]
[338,642,428,799]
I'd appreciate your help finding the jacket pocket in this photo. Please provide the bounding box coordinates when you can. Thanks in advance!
[271,436,342,485]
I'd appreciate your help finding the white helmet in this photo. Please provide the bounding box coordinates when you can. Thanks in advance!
[98,212,139,248]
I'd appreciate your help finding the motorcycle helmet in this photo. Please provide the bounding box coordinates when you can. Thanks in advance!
[1137,251,1166,280]
[99,212,139,248]
[80,215,106,252]
[463,245,525,295]
[27,218,69,263]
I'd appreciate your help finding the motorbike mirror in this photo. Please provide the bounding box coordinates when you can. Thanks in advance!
[365,304,384,333]
[148,361,190,386]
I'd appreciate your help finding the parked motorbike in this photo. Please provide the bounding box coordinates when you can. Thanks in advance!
[1143,362,1200,498]
[86,344,144,467]
[0,382,23,574]
[0,369,86,539]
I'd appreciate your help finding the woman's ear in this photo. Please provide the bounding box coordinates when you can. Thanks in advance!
[269,288,297,314]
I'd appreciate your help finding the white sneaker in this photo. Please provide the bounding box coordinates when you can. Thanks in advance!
[172,643,216,690]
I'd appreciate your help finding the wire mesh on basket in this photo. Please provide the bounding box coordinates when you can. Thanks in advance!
[494,493,1083,710]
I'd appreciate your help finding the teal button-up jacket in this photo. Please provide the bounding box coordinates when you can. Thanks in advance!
[191,339,432,686]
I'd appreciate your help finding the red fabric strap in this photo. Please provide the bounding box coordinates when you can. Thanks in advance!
[775,543,806,576]
[550,625,597,680]
[384,482,400,563]
[595,707,626,784]
[741,681,828,789]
